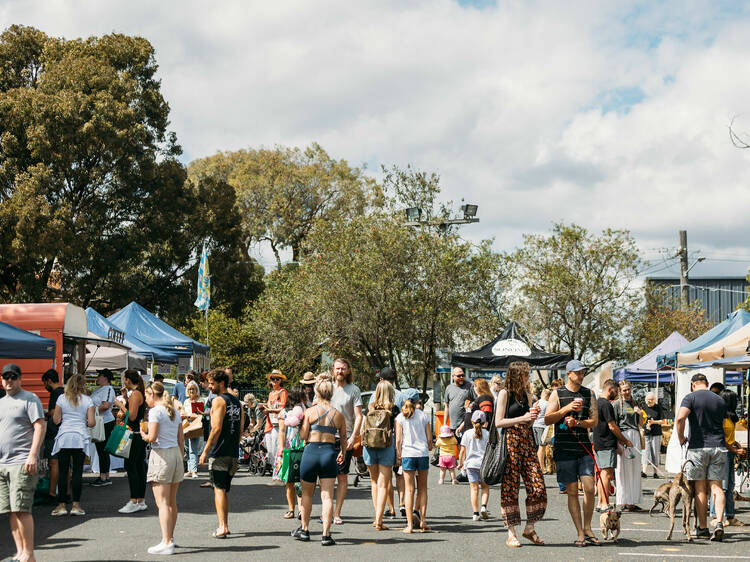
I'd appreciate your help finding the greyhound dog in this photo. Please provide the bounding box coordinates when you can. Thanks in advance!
[649,481,672,516]
[666,460,695,541]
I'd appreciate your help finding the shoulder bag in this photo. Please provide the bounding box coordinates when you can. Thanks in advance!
[480,394,509,485]
[104,410,133,459]
[280,432,304,483]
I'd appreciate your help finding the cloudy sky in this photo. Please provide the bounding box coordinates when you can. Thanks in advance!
[3,0,750,275]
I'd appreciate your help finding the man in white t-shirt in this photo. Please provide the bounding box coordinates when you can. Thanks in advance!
[0,363,45,562]
[330,358,363,524]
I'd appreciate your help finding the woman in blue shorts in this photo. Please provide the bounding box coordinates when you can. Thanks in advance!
[292,375,346,546]
[395,388,433,533]
[362,381,399,530]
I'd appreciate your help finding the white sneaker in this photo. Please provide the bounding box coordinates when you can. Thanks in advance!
[137,501,148,511]
[147,541,175,555]
[118,501,141,514]
[480,506,489,519]
[472,514,481,521]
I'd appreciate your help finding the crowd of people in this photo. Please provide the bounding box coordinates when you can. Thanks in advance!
[0,356,747,560]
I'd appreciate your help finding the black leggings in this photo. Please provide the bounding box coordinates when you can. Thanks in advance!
[94,420,116,474]
[57,448,85,503]
[124,434,147,499]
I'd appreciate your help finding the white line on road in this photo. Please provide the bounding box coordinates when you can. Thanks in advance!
[619,554,750,559]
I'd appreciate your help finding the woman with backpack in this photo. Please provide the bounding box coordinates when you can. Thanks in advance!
[361,380,399,530]
[395,388,433,533]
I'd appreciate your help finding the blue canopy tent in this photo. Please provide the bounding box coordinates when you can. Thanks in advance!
[0,320,56,358]
[108,302,209,358]
[657,309,750,369]
[86,308,178,364]
[614,331,688,384]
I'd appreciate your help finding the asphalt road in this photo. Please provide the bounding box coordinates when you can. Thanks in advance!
[3,463,750,561]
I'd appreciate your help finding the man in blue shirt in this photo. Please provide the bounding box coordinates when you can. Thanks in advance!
[172,373,187,403]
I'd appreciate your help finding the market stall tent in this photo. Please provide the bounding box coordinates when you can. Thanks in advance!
[0,320,56,359]
[677,320,750,365]
[108,302,208,372]
[86,307,178,364]
[84,331,147,372]
[451,322,571,371]
[613,331,688,384]
[657,309,750,369]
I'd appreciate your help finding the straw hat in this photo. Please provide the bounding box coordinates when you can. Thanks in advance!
[301,371,316,385]
[266,369,287,381]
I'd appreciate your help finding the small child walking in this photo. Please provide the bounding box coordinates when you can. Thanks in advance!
[458,411,491,520]
[435,425,458,484]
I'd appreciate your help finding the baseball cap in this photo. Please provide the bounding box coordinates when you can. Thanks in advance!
[379,366,396,382]
[566,359,585,373]
[2,363,21,377]
[471,410,486,424]
[402,388,420,403]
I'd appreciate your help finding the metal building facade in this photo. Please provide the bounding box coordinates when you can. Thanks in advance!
[647,277,749,325]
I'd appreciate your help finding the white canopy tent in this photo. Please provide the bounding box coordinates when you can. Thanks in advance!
[85,331,147,372]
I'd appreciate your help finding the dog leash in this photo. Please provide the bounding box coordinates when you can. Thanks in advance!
[559,422,609,503]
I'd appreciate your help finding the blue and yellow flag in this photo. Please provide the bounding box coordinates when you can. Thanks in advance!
[194,243,210,311]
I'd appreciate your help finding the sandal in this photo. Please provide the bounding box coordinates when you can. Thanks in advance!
[333,516,343,525]
[212,530,229,539]
[574,539,587,547]
[375,523,389,531]
[521,530,544,545]
[584,535,601,546]
[283,510,295,519]
[506,536,522,548]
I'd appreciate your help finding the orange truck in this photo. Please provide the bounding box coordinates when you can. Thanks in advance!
[0,303,88,407]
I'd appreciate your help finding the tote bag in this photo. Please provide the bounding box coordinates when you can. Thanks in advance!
[280,433,304,483]
[104,412,133,459]
[480,397,508,485]
[89,409,105,442]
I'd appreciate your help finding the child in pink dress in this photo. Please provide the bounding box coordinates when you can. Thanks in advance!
[435,425,458,484]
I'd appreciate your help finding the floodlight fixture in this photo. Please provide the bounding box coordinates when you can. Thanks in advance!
[405,207,422,222]
[461,204,478,218]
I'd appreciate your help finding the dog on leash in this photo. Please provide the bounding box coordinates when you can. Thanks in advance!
[666,460,695,542]
[600,509,621,541]
[649,482,672,516]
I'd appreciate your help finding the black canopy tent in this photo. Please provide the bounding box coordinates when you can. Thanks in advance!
[451,322,571,372]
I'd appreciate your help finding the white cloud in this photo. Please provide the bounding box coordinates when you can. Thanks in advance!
[2,0,750,274]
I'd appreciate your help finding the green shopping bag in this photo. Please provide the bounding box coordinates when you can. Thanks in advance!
[280,433,304,483]
[104,412,133,459]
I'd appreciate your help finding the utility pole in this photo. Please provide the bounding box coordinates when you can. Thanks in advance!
[678,230,689,309]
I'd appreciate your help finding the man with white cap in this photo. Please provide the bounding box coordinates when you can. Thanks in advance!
[544,359,599,547]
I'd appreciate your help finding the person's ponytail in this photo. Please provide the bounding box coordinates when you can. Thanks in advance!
[402,399,415,419]
[474,420,482,439]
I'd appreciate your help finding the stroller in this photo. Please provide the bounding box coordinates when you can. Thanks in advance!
[241,432,272,475]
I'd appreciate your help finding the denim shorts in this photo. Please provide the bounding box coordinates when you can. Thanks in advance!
[466,467,482,483]
[556,454,594,484]
[595,448,618,470]
[402,456,429,471]
[363,444,396,467]
[686,447,727,482]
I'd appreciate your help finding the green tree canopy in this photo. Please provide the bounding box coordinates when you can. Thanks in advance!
[506,223,642,365]
[188,143,382,267]
[0,25,263,323]
[252,211,505,390]
[629,283,712,361]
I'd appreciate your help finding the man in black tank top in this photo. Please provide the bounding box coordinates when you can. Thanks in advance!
[544,360,599,547]
[199,369,244,538]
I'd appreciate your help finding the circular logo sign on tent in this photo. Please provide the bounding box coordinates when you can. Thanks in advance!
[491,338,532,357]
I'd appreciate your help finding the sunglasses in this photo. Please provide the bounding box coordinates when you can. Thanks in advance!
[455,374,465,378]
[270,377,282,382]
[2,373,19,381]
